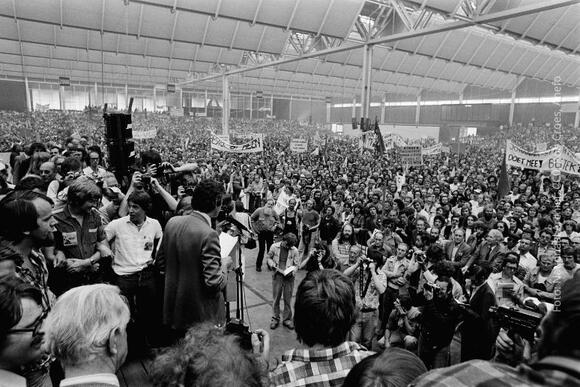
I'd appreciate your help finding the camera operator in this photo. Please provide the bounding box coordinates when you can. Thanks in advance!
[413,273,580,386]
[418,275,463,369]
[343,244,387,350]
[120,151,178,228]
[299,242,337,272]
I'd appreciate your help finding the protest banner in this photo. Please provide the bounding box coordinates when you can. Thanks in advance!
[422,143,444,156]
[290,139,308,153]
[211,133,263,153]
[133,129,157,139]
[506,140,580,176]
[400,146,423,166]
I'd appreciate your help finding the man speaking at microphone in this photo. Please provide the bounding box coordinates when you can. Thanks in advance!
[156,179,231,341]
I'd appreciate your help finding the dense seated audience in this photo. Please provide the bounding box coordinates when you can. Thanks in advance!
[0,110,579,386]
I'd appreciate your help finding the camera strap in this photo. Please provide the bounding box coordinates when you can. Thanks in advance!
[361,271,373,298]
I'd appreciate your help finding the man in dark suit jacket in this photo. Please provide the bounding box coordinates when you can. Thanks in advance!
[460,264,497,361]
[444,229,472,271]
[464,229,507,274]
[157,180,230,339]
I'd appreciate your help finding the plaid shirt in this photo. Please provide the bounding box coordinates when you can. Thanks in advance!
[269,341,373,387]
[411,359,580,387]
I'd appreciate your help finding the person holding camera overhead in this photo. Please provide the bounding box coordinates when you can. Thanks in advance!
[343,244,387,350]
[119,150,177,229]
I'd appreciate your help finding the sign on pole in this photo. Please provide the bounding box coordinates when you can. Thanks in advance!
[290,139,308,153]
[400,146,423,166]
[59,77,70,86]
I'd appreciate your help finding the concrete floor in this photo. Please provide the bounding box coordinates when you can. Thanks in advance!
[229,246,306,362]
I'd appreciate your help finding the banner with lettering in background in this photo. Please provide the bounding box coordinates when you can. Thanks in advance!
[422,143,450,156]
[211,133,263,153]
[133,128,157,139]
[506,140,580,176]
[290,139,308,153]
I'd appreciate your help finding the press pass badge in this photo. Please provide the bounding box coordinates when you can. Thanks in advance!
[62,232,78,247]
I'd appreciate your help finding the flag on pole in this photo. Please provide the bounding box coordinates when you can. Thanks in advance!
[374,118,385,154]
[498,153,510,198]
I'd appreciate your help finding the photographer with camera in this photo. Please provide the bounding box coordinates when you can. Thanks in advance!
[343,244,387,350]
[418,275,463,369]
[119,150,177,228]
[299,242,337,272]
[413,273,580,386]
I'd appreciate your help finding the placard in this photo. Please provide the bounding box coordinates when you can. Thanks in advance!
[290,139,308,153]
[400,146,423,166]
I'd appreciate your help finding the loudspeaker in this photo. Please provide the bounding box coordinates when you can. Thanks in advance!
[104,113,134,187]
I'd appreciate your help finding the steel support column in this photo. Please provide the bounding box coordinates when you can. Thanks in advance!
[222,75,230,135]
[415,92,421,125]
[24,76,31,111]
[574,89,580,129]
[59,85,65,110]
[360,45,373,121]
[508,87,516,127]
[352,96,357,121]
[381,93,386,124]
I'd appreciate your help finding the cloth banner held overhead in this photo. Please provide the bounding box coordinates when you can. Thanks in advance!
[506,140,580,176]
[422,143,450,156]
[290,139,308,153]
[133,129,157,139]
[211,133,263,153]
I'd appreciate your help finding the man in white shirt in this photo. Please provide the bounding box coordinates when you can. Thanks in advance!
[513,237,537,274]
[104,190,162,350]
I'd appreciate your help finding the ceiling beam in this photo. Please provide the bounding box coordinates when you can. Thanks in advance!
[184,0,580,86]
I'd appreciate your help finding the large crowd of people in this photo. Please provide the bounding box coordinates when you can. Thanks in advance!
[0,110,579,387]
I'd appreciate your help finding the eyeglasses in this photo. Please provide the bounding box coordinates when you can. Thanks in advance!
[7,308,48,338]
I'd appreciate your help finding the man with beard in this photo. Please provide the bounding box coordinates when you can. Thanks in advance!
[281,198,301,239]
[418,276,462,369]
[331,223,357,268]
[104,191,163,351]
[478,205,497,230]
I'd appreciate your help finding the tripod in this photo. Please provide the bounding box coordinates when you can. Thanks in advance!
[224,234,253,350]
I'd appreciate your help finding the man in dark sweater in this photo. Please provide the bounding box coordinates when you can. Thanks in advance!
[418,276,462,369]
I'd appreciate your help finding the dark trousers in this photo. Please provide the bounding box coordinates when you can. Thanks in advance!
[272,272,294,322]
[113,267,160,351]
[249,194,262,213]
[380,287,399,331]
[257,231,274,268]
